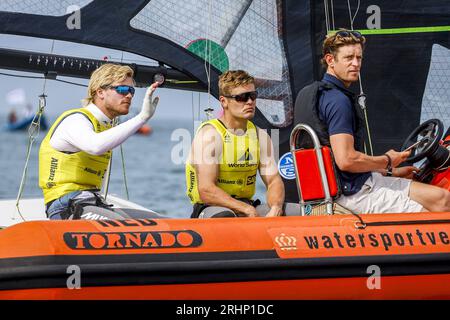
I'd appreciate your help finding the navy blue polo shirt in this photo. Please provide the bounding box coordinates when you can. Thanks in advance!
[318,73,371,195]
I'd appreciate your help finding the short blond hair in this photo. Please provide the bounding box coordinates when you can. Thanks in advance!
[83,63,134,106]
[321,29,366,67]
[219,70,255,96]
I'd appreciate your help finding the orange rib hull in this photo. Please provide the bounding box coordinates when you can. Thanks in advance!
[0,212,449,299]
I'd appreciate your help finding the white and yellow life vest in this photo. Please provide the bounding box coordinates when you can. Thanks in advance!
[39,108,112,204]
[186,119,260,204]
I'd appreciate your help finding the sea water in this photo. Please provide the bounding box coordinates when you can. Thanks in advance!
[0,114,266,218]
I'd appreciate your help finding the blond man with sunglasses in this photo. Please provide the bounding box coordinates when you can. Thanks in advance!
[186,70,285,218]
[39,63,160,220]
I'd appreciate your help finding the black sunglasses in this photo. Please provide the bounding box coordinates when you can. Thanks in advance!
[107,85,135,96]
[224,91,258,102]
[335,30,363,39]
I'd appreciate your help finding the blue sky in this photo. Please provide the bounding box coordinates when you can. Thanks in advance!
[0,34,221,120]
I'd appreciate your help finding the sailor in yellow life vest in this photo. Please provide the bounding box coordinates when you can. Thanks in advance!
[39,63,160,220]
[186,70,294,218]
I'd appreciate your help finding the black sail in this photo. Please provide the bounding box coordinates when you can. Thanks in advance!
[0,0,449,202]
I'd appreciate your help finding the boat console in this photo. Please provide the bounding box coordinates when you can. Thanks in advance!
[404,119,450,189]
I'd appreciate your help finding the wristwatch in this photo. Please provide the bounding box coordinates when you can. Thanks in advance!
[384,154,393,176]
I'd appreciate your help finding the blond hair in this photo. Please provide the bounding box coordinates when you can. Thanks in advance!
[219,70,255,96]
[83,63,134,106]
[321,30,366,67]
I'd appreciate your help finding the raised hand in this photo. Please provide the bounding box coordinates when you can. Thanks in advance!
[139,82,160,121]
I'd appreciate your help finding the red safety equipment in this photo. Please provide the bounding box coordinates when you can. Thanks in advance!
[290,124,340,215]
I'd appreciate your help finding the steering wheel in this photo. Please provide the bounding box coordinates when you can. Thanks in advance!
[401,119,444,163]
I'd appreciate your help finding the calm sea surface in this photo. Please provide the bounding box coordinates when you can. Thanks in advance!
[0,114,266,218]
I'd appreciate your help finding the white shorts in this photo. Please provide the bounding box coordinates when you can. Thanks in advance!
[336,172,423,214]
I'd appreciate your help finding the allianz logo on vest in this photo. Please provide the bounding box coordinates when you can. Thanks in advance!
[188,170,195,193]
[218,178,245,186]
[48,157,59,183]
[218,178,237,185]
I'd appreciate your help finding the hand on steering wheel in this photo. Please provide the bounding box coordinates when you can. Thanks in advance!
[385,149,411,168]
[400,119,444,163]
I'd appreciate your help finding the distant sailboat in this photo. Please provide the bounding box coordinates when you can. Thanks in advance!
[4,89,48,131]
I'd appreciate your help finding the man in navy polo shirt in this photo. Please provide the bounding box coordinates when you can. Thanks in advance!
[305,30,450,213]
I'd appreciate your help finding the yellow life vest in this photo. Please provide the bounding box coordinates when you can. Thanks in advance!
[39,108,112,204]
[186,119,260,204]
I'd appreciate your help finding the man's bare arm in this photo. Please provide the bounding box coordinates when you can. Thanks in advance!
[330,133,411,172]
[258,128,284,216]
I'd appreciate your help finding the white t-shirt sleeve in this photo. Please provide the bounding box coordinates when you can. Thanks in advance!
[50,114,145,155]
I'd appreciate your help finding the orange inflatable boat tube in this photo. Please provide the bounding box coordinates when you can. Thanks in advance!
[0,212,449,299]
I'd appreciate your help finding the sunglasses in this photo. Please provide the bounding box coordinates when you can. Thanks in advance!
[335,30,363,39]
[108,85,135,96]
[224,91,258,102]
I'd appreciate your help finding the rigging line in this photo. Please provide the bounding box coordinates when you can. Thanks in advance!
[324,0,330,33]
[354,0,361,27]
[14,135,34,221]
[40,40,55,94]
[15,40,56,221]
[117,50,130,200]
[346,0,361,30]
[357,73,374,156]
[55,79,87,87]
[0,72,43,79]
[203,0,209,91]
[247,6,275,28]
[103,118,118,201]
[346,0,353,30]
[346,0,372,155]
[103,152,112,201]
[191,91,195,134]
[203,0,212,116]
[331,0,335,31]
[358,71,364,93]
[0,72,88,87]
[362,107,374,155]
[198,92,201,121]
[119,135,130,200]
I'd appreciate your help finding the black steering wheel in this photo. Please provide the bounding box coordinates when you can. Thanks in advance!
[401,119,444,163]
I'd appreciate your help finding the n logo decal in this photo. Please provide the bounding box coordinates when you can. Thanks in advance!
[238,148,253,162]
